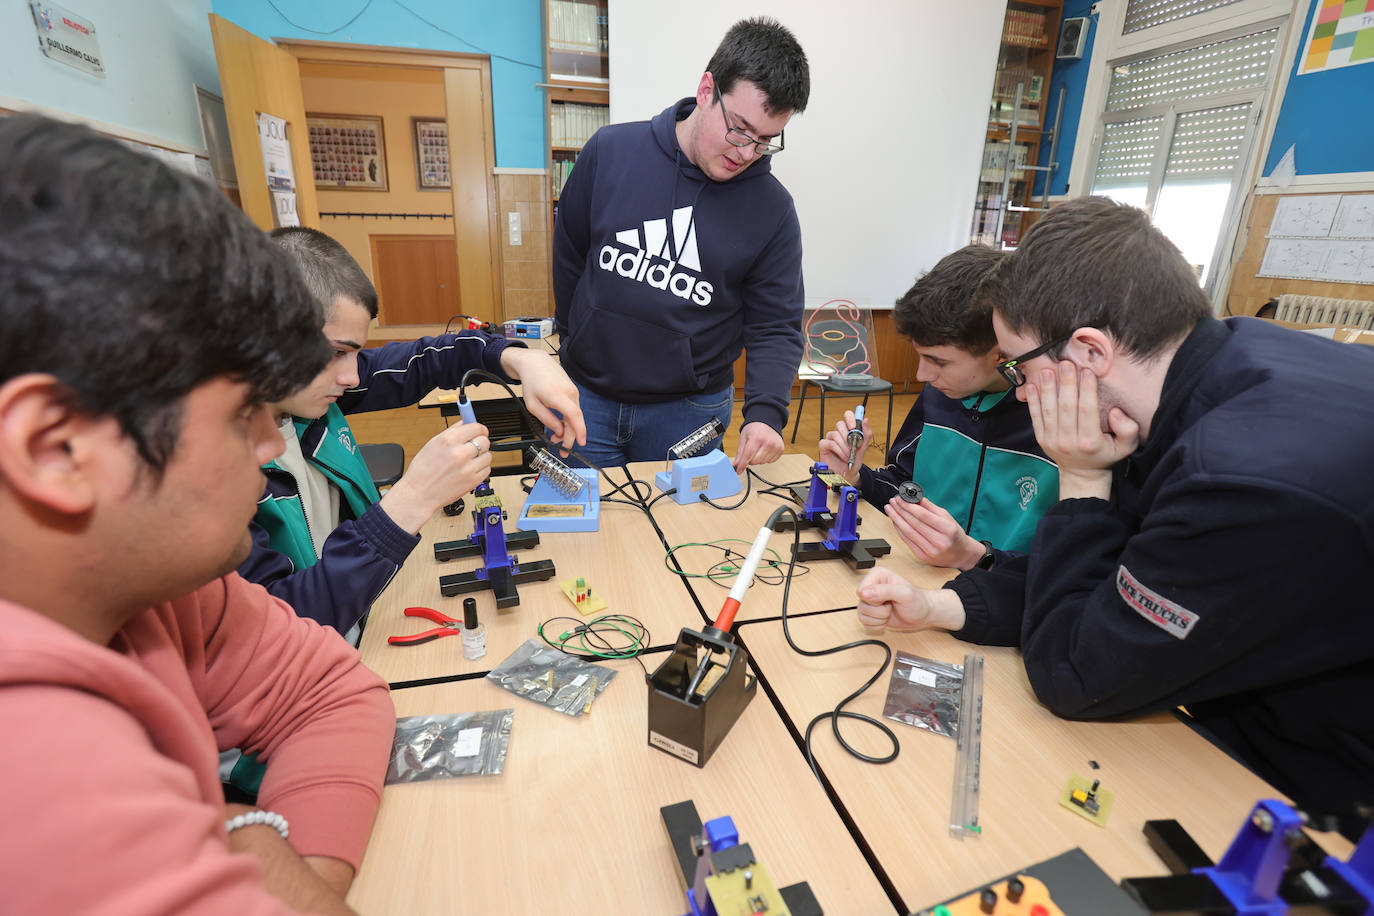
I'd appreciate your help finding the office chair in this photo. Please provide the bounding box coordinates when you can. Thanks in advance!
[359,442,405,489]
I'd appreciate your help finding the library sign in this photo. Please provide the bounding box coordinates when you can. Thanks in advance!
[29,2,104,79]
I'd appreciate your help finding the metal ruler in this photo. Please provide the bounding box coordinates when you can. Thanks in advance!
[949,652,985,839]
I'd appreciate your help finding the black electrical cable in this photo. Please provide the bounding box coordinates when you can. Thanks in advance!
[769,505,899,778]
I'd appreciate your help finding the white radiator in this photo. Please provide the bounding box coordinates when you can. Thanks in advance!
[1272,294,1374,330]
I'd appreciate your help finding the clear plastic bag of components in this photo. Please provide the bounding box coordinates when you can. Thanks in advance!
[385,708,514,784]
[881,652,964,739]
[486,637,616,716]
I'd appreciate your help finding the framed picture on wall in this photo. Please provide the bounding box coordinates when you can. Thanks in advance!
[412,117,451,190]
[306,114,388,191]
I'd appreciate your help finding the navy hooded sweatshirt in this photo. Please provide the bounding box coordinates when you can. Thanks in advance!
[552,98,805,433]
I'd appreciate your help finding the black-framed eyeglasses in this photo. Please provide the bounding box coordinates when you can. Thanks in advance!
[996,334,1072,387]
[713,86,784,156]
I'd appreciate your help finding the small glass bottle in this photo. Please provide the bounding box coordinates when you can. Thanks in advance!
[460,597,486,660]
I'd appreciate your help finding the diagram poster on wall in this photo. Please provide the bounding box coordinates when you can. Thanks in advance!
[1260,193,1374,284]
[1298,0,1374,74]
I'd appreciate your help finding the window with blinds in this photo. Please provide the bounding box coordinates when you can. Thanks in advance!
[1088,25,1279,288]
[1123,0,1248,34]
[1105,27,1279,111]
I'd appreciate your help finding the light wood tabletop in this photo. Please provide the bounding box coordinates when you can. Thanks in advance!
[735,610,1355,912]
[346,670,895,915]
[352,446,1355,914]
[649,453,954,623]
[357,469,702,685]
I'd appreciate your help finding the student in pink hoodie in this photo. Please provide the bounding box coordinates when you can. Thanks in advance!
[0,114,395,915]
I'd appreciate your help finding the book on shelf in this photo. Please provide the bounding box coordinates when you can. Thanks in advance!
[549,0,604,52]
[1001,9,1047,46]
[549,102,609,148]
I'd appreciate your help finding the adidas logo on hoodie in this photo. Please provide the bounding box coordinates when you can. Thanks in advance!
[597,206,714,306]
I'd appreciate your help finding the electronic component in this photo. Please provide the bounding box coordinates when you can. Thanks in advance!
[502,316,553,339]
[558,577,607,616]
[898,480,925,504]
[1059,774,1113,827]
[662,801,822,916]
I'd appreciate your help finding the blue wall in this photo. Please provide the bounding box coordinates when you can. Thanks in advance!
[1263,0,1374,177]
[211,0,546,168]
[0,0,220,150]
[1035,2,1097,197]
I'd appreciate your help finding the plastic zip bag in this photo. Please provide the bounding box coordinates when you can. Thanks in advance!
[385,708,514,783]
[486,637,616,716]
[881,652,964,739]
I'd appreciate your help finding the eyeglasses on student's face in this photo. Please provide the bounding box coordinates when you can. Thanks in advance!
[996,334,1073,387]
[713,85,784,156]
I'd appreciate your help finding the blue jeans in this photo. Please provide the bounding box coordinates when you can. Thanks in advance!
[558,383,734,468]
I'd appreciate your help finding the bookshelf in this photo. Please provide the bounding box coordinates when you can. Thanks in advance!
[544,0,609,218]
[970,0,1064,249]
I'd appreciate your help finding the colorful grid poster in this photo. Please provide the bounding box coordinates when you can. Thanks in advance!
[1299,0,1374,74]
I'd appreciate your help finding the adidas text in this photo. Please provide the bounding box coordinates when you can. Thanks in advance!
[597,244,714,306]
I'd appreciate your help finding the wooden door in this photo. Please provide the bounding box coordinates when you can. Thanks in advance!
[370,235,462,326]
[208,14,319,230]
[445,67,499,322]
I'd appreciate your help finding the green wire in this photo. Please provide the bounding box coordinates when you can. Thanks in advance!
[664,539,789,581]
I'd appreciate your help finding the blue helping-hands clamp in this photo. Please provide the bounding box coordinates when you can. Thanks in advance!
[770,462,890,570]
[1121,798,1374,915]
[432,482,555,608]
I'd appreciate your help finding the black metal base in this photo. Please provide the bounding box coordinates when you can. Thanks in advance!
[433,528,541,562]
[793,537,891,570]
[437,558,557,607]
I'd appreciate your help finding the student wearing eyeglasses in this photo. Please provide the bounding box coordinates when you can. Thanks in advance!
[553,17,809,473]
[855,195,1374,842]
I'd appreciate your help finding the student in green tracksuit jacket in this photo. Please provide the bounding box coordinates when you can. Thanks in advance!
[820,245,1058,572]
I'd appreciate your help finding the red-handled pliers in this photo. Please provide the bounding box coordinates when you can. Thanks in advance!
[388,606,464,647]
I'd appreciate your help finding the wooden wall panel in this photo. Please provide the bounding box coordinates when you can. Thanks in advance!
[370,235,461,325]
[1227,190,1374,317]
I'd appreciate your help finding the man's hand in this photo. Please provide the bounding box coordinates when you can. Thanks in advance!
[855,567,966,632]
[378,423,491,533]
[732,421,783,473]
[817,410,869,485]
[500,347,586,452]
[884,497,985,570]
[224,803,357,915]
[1024,363,1140,500]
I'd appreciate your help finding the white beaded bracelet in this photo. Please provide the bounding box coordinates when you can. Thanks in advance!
[225,809,290,841]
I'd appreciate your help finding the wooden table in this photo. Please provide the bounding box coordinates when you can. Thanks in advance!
[346,669,894,914]
[735,612,1354,912]
[649,453,953,623]
[353,450,1354,914]
[357,469,702,686]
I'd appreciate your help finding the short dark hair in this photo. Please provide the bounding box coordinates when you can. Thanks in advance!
[991,196,1211,359]
[893,245,1006,353]
[707,17,810,115]
[270,226,379,319]
[0,114,330,473]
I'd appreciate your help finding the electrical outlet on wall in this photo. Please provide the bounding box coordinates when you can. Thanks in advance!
[508,211,522,246]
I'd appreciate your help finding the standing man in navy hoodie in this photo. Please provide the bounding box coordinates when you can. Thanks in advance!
[553,17,809,472]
